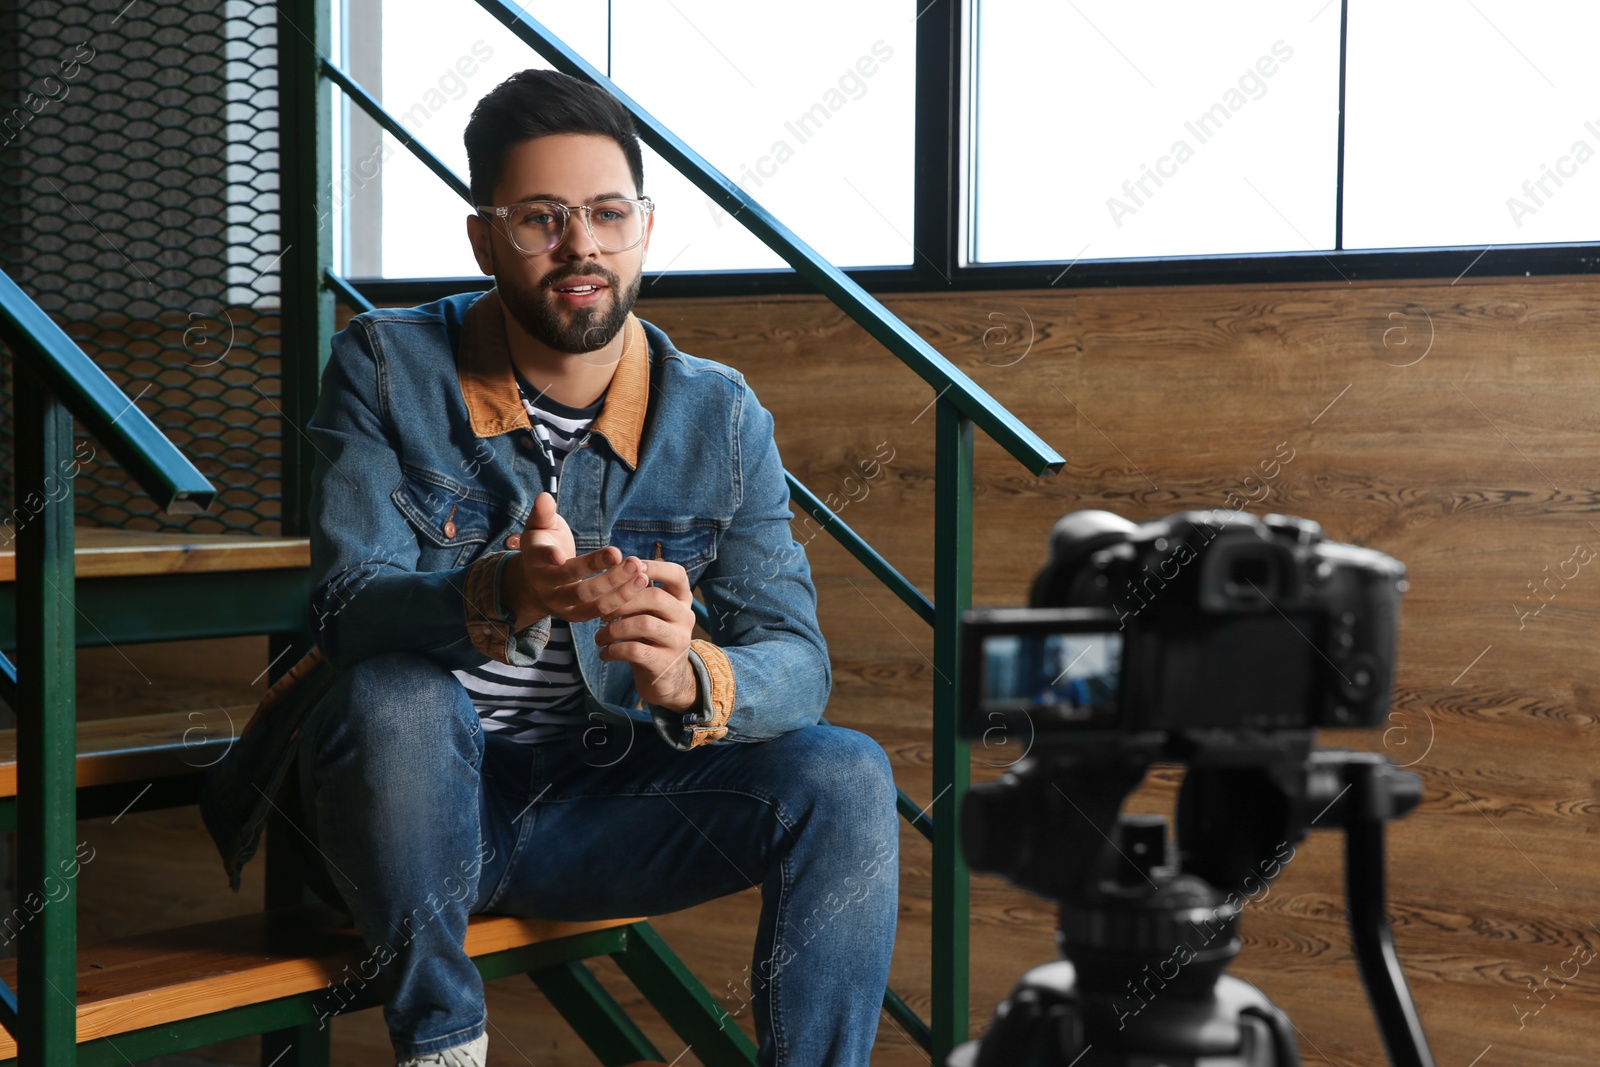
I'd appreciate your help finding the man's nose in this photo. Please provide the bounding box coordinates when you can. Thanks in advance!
[557,207,601,257]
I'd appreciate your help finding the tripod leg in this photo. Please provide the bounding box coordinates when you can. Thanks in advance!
[1344,814,1435,1067]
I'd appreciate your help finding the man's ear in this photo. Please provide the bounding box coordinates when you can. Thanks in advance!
[640,203,655,263]
[466,212,495,277]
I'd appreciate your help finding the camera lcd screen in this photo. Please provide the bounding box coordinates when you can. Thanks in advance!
[981,631,1121,720]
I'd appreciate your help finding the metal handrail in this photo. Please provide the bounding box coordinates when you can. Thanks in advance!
[325,269,377,314]
[786,475,935,627]
[1,265,216,1066]
[0,269,216,514]
[321,59,473,204]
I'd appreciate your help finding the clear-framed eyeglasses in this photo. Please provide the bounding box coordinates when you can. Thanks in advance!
[476,196,654,256]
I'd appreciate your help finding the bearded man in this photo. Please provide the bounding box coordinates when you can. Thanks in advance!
[285,69,898,1067]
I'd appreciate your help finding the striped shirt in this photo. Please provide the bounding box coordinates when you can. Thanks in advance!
[451,371,604,744]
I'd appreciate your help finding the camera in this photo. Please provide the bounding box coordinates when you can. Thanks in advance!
[961,508,1408,740]
[947,510,1434,1067]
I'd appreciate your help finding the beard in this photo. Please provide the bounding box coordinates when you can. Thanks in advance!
[499,260,642,355]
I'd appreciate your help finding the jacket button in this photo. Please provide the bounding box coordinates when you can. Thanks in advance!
[506,534,521,549]
[443,520,457,538]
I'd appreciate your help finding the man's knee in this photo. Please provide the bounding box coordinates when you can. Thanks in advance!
[772,725,897,822]
[305,651,478,763]
[340,650,465,707]
[823,726,895,803]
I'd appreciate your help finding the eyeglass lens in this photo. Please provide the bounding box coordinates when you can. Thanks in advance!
[507,199,646,254]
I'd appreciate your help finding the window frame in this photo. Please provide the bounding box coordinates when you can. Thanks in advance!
[348,0,1600,302]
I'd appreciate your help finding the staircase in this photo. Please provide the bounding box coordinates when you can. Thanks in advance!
[0,1,1063,1064]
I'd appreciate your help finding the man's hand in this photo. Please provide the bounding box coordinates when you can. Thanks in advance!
[594,559,699,713]
[501,492,650,631]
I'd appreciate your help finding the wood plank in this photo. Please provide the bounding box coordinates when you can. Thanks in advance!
[0,708,252,798]
[0,528,309,582]
[0,904,644,1056]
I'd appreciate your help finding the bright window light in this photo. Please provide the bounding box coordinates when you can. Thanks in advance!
[356,0,1600,279]
[1343,0,1600,249]
[611,0,914,272]
[971,0,1341,263]
[371,0,604,278]
[361,0,913,278]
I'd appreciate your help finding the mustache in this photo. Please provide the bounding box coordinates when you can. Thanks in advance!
[541,265,618,290]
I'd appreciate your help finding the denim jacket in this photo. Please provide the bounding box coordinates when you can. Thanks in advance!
[200,289,830,888]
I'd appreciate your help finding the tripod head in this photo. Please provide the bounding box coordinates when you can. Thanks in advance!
[950,736,1432,1067]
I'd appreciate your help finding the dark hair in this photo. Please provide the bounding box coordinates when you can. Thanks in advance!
[464,69,644,205]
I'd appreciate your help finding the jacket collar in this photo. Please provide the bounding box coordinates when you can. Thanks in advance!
[457,288,648,469]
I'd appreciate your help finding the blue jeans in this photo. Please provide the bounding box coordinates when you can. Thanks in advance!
[292,651,899,1066]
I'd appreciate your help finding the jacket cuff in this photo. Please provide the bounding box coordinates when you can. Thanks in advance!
[465,549,551,666]
[648,641,735,750]
[691,639,736,728]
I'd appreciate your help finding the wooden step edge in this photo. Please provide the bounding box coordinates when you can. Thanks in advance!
[0,910,646,1055]
[0,530,310,582]
[0,708,257,800]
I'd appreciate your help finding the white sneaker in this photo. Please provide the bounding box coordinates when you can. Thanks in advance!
[397,1030,487,1067]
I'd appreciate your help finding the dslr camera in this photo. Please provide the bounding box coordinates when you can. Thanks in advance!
[948,509,1432,1067]
[962,508,1407,740]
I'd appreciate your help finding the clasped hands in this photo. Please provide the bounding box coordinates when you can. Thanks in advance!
[499,492,699,713]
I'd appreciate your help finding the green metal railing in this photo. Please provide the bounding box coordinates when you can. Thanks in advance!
[304,3,1065,1059]
[0,268,217,1067]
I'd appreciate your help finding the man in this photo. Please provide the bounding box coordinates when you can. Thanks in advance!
[285,69,898,1067]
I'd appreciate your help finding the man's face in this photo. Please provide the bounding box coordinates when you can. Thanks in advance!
[468,133,652,355]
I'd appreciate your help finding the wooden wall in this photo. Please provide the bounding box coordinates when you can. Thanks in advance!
[69,273,1600,1066]
[634,275,1600,1066]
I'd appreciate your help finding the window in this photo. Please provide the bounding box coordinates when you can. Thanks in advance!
[341,0,1600,286]
[971,1,1340,263]
[344,0,915,279]
[1342,2,1600,249]
[969,0,1600,266]
[351,0,607,278]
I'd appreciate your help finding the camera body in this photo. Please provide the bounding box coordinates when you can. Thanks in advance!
[962,509,1407,739]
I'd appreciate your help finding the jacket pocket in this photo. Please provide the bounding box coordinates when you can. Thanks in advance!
[609,517,723,576]
[392,466,513,567]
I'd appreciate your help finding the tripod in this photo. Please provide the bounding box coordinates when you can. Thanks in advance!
[948,737,1436,1067]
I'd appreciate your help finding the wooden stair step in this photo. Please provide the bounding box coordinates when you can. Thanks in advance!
[0,708,255,799]
[0,903,644,1057]
[0,528,309,582]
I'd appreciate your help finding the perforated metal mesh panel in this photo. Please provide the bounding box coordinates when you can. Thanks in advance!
[0,0,283,535]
